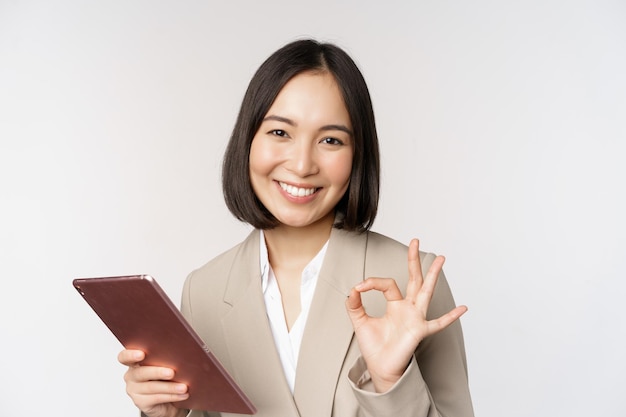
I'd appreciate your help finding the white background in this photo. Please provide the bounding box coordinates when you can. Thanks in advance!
[1,1,625,416]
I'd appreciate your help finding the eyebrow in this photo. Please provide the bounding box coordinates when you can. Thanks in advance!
[263,115,353,136]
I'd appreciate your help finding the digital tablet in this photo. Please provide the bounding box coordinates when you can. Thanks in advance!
[73,274,256,414]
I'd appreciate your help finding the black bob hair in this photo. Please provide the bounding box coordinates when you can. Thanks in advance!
[222,39,380,232]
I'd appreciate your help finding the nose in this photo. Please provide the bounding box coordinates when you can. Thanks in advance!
[287,141,319,177]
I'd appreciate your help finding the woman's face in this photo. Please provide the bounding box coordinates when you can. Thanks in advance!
[249,71,353,230]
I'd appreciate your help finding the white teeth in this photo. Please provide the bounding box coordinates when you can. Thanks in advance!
[279,182,317,197]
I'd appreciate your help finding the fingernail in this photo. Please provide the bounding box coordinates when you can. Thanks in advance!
[175,384,187,393]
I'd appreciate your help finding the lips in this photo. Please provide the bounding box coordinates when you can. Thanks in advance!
[278,181,319,197]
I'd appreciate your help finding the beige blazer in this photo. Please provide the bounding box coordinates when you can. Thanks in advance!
[181,227,473,417]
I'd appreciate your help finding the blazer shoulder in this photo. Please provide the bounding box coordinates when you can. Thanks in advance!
[181,229,259,315]
[362,231,446,303]
[365,231,408,254]
[180,230,260,324]
[365,231,440,265]
[187,229,259,284]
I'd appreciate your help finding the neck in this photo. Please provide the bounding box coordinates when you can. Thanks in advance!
[263,213,334,270]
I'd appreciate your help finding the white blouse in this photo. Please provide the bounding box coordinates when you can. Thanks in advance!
[259,230,328,393]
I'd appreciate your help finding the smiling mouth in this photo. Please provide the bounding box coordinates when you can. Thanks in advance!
[278,181,319,197]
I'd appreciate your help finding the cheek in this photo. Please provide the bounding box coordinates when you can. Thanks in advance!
[331,153,353,187]
[249,138,272,176]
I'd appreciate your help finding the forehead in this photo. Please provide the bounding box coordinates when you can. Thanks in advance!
[266,71,351,127]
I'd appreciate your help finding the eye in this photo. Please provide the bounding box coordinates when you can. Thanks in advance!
[320,137,344,146]
[269,129,288,138]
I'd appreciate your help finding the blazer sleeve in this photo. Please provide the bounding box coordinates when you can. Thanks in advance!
[347,253,474,417]
[181,274,223,417]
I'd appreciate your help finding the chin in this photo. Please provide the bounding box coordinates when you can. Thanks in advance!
[277,218,317,229]
[274,213,332,229]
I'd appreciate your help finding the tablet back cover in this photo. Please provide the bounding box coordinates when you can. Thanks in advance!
[73,275,256,414]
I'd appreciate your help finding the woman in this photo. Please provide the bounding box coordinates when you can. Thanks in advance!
[119,39,474,417]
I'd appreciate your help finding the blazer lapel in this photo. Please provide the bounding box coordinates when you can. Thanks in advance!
[220,230,300,416]
[293,228,368,417]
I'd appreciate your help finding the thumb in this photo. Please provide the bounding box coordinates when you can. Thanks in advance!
[345,287,367,324]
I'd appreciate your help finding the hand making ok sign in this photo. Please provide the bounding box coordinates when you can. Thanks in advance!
[345,239,468,393]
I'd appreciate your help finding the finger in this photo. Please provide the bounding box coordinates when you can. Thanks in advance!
[425,305,468,337]
[354,277,403,301]
[118,349,145,366]
[405,239,423,301]
[130,379,188,397]
[125,365,176,384]
[345,287,364,312]
[129,381,189,410]
[415,255,445,311]
[137,391,190,409]
[345,287,368,327]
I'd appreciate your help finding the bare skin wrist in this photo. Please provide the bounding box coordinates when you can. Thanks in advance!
[368,354,414,393]
[370,370,403,393]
